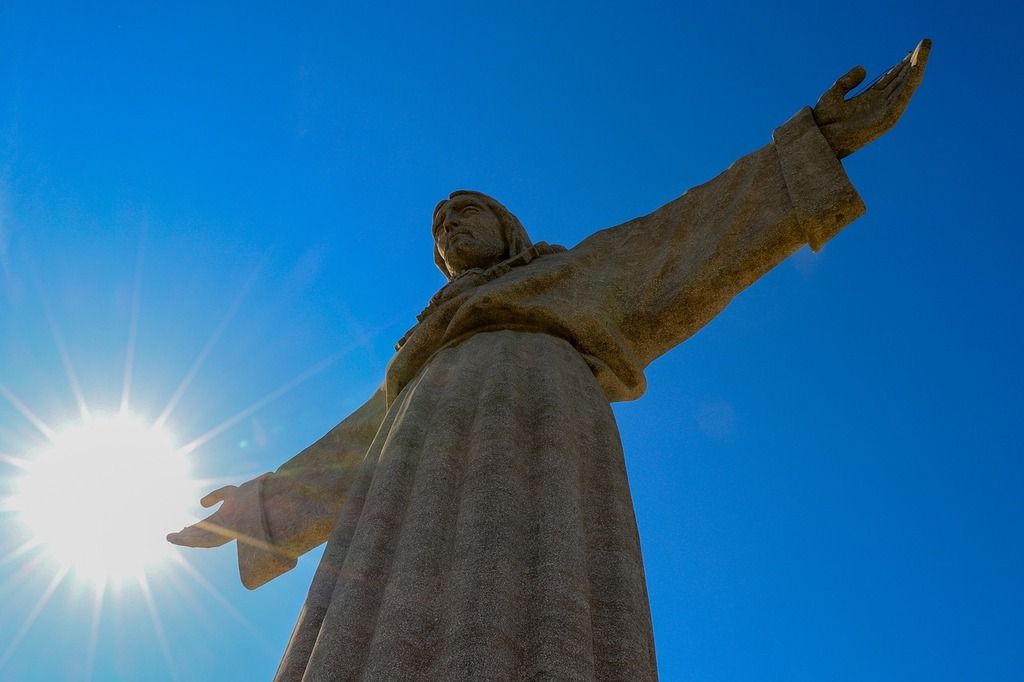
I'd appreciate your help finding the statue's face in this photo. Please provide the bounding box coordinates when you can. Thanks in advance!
[434,195,507,275]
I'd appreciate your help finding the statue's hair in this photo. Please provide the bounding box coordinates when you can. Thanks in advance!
[432,190,533,279]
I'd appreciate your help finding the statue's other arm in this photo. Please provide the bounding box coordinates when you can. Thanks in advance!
[168,388,387,588]
[567,41,929,372]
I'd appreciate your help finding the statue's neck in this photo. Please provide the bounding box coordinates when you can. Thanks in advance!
[393,242,566,352]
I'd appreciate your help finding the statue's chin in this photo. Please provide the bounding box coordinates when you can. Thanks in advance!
[445,246,504,276]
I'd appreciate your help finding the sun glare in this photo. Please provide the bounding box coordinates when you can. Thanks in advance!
[11,414,197,585]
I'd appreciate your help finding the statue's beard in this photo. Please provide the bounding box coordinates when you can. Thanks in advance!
[443,237,506,275]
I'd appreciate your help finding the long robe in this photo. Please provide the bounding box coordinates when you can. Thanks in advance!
[239,108,865,681]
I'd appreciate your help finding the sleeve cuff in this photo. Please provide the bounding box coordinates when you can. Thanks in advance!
[235,473,298,590]
[773,107,866,251]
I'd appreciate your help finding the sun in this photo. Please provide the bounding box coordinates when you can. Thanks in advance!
[10,413,198,585]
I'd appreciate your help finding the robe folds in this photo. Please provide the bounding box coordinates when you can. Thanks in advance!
[244,108,865,681]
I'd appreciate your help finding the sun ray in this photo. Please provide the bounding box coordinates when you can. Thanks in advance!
[0,550,45,596]
[169,553,270,645]
[120,238,145,414]
[153,257,266,431]
[161,563,215,628]
[179,350,344,455]
[83,579,106,682]
[35,283,90,421]
[0,385,57,442]
[0,565,69,671]
[137,572,178,681]
[0,452,33,471]
[0,426,46,466]
[0,539,42,569]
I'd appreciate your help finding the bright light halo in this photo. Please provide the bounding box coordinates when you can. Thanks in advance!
[12,413,197,586]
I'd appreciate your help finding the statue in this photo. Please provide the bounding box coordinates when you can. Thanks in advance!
[168,40,931,681]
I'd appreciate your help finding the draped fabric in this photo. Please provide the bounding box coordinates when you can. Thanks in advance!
[277,331,655,681]
[237,108,865,681]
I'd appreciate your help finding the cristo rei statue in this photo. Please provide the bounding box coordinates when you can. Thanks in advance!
[169,40,931,681]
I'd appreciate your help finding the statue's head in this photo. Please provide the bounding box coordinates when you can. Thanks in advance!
[432,190,532,279]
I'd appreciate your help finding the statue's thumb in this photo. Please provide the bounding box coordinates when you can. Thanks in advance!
[201,485,237,508]
[836,66,867,94]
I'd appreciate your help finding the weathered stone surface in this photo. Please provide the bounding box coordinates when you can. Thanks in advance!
[168,41,930,681]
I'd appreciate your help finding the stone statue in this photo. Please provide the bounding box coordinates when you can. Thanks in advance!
[168,40,931,681]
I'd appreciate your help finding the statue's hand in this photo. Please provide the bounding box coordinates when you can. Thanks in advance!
[166,476,265,548]
[814,39,931,158]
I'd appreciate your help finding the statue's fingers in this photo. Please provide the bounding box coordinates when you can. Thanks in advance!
[911,38,932,69]
[166,520,235,548]
[905,38,931,90]
[871,59,907,91]
[884,47,929,111]
[815,65,865,116]
[201,485,237,508]
[833,65,867,96]
[883,38,931,99]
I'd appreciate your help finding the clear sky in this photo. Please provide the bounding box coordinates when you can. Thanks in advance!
[0,2,1020,680]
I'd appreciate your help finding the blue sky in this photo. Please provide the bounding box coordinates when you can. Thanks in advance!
[0,2,1020,680]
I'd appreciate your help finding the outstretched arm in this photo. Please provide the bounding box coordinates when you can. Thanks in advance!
[555,40,931,384]
[167,388,386,588]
